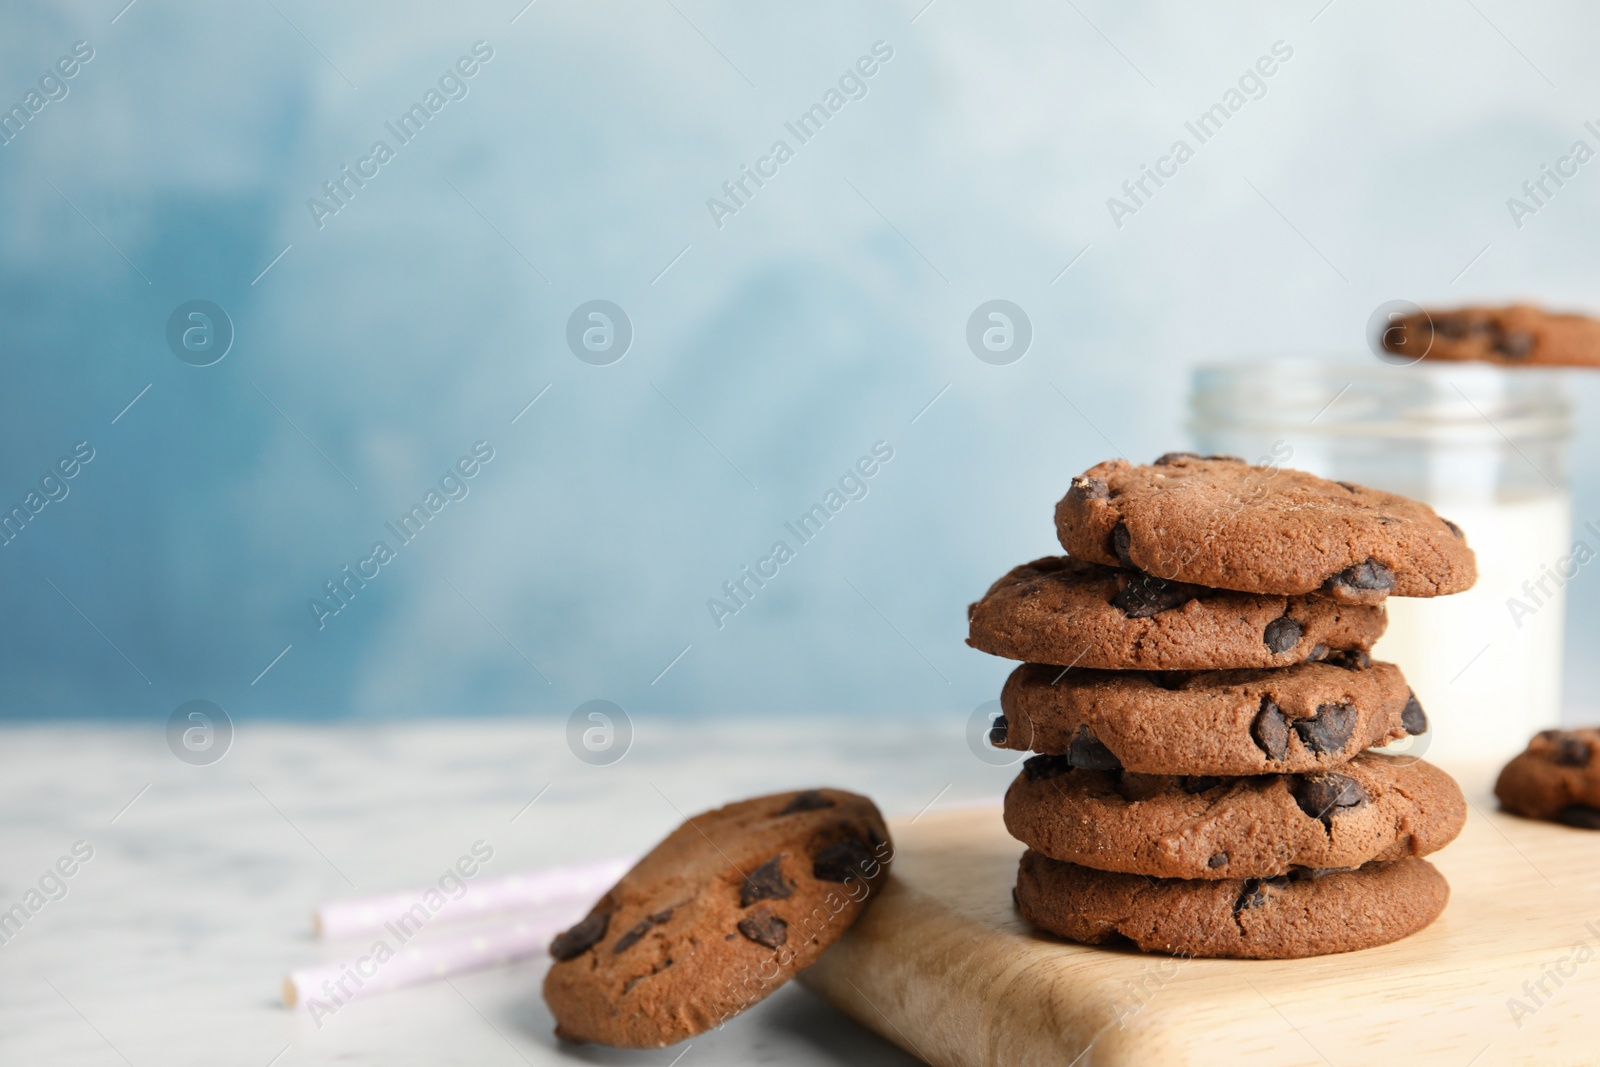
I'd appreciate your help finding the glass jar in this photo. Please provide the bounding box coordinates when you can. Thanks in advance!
[1190,360,1573,766]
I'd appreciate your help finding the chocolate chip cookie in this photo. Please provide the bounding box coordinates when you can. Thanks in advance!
[542,788,892,1047]
[994,658,1424,776]
[967,555,1386,670]
[1004,752,1464,879]
[1015,851,1448,959]
[1495,728,1600,827]
[1380,303,1600,367]
[1054,455,1477,602]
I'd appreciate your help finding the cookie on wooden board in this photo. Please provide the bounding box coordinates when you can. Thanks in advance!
[1004,752,1465,880]
[542,788,891,1047]
[1495,728,1600,828]
[1054,454,1476,602]
[1015,850,1449,959]
[967,555,1386,671]
[1380,303,1600,368]
[993,657,1424,776]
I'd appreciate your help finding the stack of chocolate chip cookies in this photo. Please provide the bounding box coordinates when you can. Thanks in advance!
[968,453,1477,959]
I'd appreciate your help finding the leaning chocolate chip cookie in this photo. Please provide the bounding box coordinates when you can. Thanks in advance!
[1380,303,1600,367]
[1004,751,1464,879]
[1495,728,1600,827]
[1015,851,1448,959]
[1055,455,1476,602]
[994,658,1425,776]
[542,788,892,1047]
[967,555,1386,670]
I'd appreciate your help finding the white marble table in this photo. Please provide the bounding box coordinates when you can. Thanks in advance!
[0,716,1015,1066]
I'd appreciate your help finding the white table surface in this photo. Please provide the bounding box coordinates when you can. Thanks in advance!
[0,716,1016,1066]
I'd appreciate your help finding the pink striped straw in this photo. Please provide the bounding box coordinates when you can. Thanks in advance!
[313,857,631,940]
[283,911,574,1012]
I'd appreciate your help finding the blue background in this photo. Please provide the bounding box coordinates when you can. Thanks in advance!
[3,0,1599,724]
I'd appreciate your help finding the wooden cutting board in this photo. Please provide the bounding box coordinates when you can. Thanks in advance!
[801,764,1600,1067]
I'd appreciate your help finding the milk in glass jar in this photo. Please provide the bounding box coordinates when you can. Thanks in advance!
[1190,360,1573,765]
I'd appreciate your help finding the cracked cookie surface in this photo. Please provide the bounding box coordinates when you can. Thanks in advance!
[1054,454,1476,602]
[1015,851,1448,959]
[993,658,1423,775]
[1003,752,1464,880]
[967,555,1386,670]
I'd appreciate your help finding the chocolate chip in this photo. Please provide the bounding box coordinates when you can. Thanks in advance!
[1182,776,1222,794]
[1401,692,1428,735]
[737,907,789,948]
[1206,454,1246,463]
[1496,331,1535,359]
[1443,518,1464,538]
[1306,643,1329,662]
[613,919,653,954]
[988,714,1009,746]
[777,790,836,815]
[1557,805,1600,829]
[1071,476,1110,501]
[613,907,677,953]
[1154,452,1200,465]
[1111,522,1136,569]
[1067,725,1122,771]
[1436,314,1470,339]
[1293,773,1368,827]
[549,911,610,961]
[1323,559,1395,599]
[1349,559,1396,591]
[741,856,793,906]
[1023,753,1075,781]
[1251,698,1290,760]
[1111,573,1196,618]
[1207,852,1228,869]
[1294,703,1357,755]
[813,837,873,883]
[1263,616,1302,654]
[1554,737,1591,767]
[1324,649,1371,671]
[1233,876,1287,913]
[1335,481,1360,493]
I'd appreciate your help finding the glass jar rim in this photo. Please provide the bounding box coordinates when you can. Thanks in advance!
[1190,357,1572,441]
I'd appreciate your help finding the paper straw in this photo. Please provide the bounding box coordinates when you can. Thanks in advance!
[313,857,631,940]
[283,911,575,1009]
